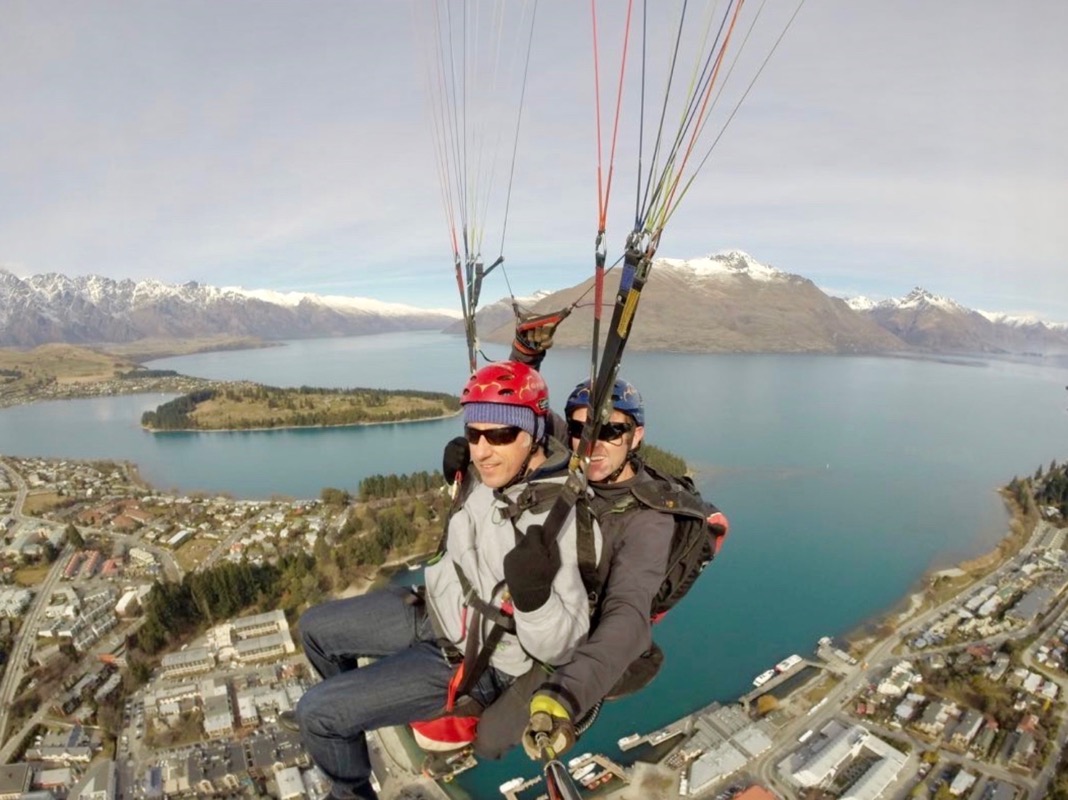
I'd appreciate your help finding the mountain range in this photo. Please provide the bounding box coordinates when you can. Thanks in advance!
[3,255,1067,356]
[478,252,1068,356]
[0,269,458,348]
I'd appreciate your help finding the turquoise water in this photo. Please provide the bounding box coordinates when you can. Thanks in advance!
[2,333,1067,796]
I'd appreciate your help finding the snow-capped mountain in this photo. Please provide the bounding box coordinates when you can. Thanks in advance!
[484,251,906,354]
[5,259,1065,356]
[659,250,787,282]
[852,287,1068,355]
[0,268,460,348]
[443,290,553,337]
[977,309,1068,332]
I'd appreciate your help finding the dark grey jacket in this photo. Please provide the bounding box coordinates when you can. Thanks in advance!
[538,466,675,719]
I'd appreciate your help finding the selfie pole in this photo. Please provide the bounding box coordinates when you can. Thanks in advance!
[537,734,583,800]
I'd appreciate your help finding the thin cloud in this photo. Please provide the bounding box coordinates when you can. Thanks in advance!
[0,1,1065,320]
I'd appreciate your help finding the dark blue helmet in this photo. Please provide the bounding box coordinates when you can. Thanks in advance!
[565,378,644,427]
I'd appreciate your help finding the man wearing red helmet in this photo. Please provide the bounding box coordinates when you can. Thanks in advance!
[285,361,599,800]
[454,319,680,765]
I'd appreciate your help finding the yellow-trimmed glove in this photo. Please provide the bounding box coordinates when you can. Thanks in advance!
[521,695,576,760]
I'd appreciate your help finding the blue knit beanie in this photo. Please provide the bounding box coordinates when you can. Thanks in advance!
[463,402,541,441]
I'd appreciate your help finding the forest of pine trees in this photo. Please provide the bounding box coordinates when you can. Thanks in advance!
[358,471,443,501]
[140,389,215,429]
[135,555,314,654]
[1008,458,1068,520]
[642,443,688,477]
[1033,459,1068,517]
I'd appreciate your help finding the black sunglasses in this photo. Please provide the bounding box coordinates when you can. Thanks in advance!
[567,419,634,444]
[464,425,524,446]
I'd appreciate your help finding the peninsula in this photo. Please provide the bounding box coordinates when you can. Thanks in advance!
[0,343,216,409]
[0,344,462,431]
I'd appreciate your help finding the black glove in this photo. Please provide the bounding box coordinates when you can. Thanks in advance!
[442,436,470,487]
[503,524,561,612]
[511,309,569,367]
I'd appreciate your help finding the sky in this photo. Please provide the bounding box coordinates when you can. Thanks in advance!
[2,1,1067,322]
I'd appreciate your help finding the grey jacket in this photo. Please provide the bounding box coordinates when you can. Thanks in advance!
[424,447,603,678]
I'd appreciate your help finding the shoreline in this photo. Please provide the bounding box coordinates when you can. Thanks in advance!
[98,336,282,363]
[843,486,1033,655]
[142,408,462,434]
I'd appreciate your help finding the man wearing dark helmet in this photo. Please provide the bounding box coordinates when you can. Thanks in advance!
[517,375,676,762]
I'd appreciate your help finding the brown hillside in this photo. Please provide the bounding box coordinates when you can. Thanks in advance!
[486,262,907,354]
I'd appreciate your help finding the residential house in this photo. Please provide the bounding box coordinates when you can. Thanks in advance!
[0,764,31,800]
[1010,732,1036,769]
[949,710,983,751]
[949,771,977,796]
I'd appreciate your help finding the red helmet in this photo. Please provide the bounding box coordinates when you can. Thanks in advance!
[461,361,549,416]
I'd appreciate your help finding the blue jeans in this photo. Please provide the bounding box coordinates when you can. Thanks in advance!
[294,586,509,799]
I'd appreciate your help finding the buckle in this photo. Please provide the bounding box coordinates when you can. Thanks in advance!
[440,645,464,665]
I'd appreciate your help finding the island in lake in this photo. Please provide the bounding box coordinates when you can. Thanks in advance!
[140,383,461,431]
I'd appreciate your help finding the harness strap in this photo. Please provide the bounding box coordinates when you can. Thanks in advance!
[453,564,516,632]
[447,569,515,700]
[455,606,510,699]
[494,482,567,525]
[575,498,601,607]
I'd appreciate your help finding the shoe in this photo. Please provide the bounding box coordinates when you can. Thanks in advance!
[278,710,300,733]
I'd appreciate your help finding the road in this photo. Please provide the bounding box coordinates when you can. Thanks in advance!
[0,458,70,748]
[0,541,71,745]
[749,519,1061,800]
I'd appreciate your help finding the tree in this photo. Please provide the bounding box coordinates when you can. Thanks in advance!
[320,487,352,507]
[64,523,85,548]
[756,695,779,717]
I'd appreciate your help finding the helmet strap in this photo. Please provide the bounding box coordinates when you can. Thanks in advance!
[501,433,543,491]
[603,447,640,484]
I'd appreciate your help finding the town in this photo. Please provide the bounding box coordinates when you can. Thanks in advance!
[1,454,1066,800]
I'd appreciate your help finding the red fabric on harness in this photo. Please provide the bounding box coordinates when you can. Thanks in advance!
[409,714,479,749]
[445,663,464,711]
[410,663,480,750]
[708,511,729,555]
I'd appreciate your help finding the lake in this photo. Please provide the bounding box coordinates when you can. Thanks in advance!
[2,332,1066,795]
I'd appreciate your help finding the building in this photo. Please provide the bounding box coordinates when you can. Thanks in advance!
[788,724,867,788]
[33,769,74,792]
[1006,586,1055,624]
[948,770,977,796]
[949,709,983,751]
[0,588,32,618]
[733,787,777,800]
[914,700,958,738]
[687,743,748,796]
[275,766,304,800]
[203,694,235,739]
[160,647,215,679]
[783,722,906,796]
[894,693,925,723]
[839,738,907,800]
[115,590,141,617]
[0,764,32,800]
[235,632,295,663]
[877,662,915,697]
[128,547,156,566]
[147,683,201,718]
[232,609,289,640]
[1010,732,1036,767]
